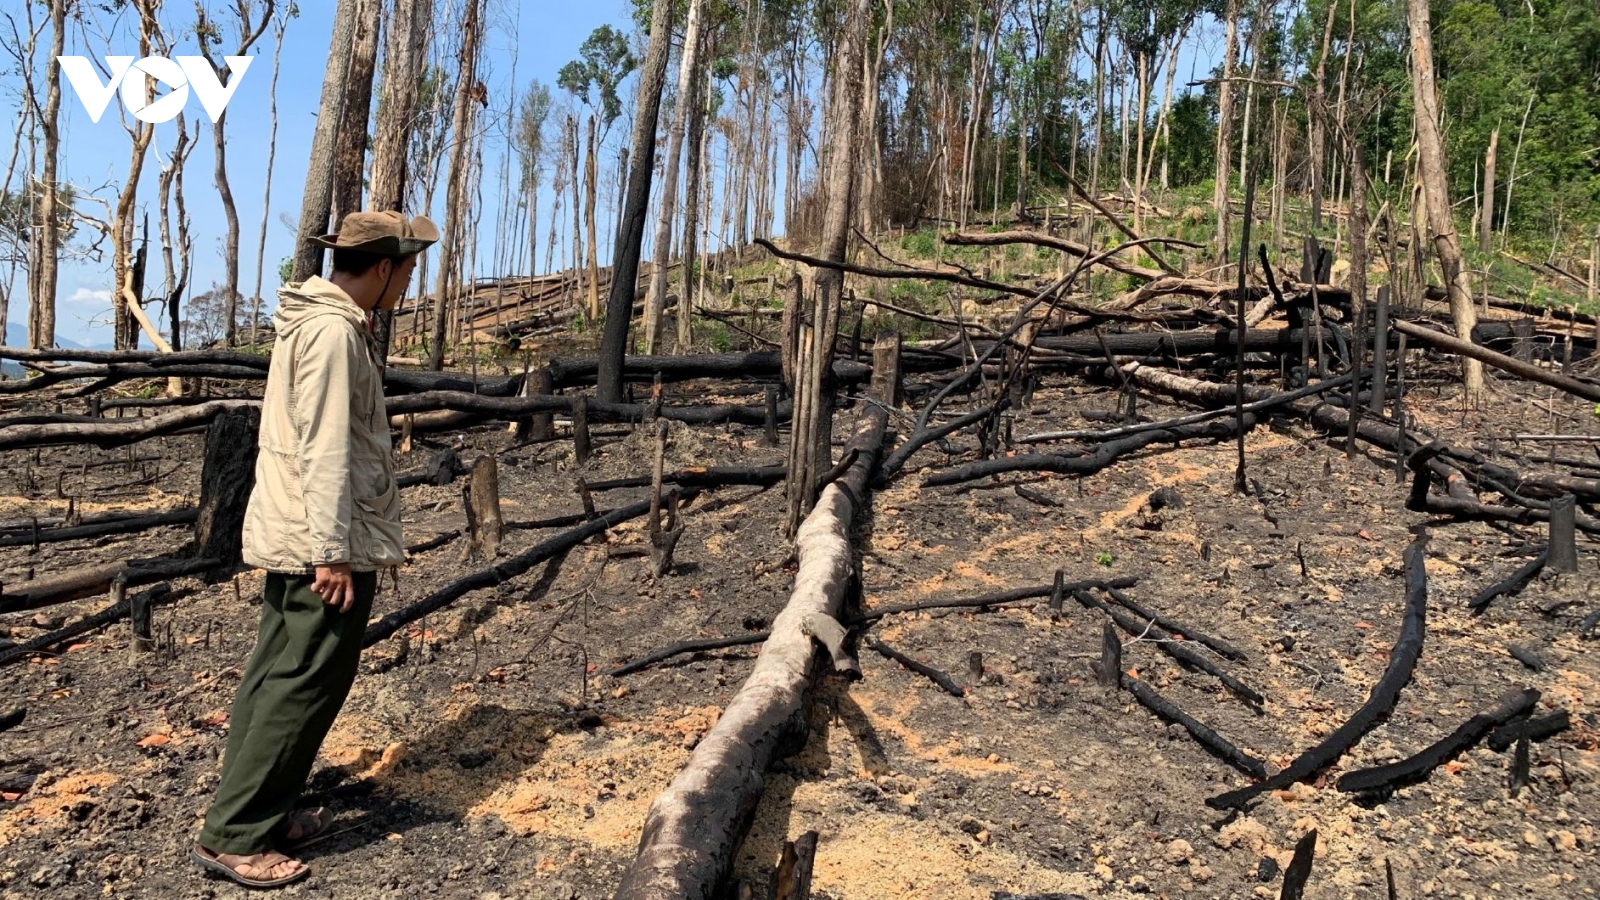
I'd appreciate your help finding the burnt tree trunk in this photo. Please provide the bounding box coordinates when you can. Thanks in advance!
[194,407,260,565]
[613,335,899,900]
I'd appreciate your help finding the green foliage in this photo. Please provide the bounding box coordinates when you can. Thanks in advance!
[1094,551,1115,567]
[557,25,637,130]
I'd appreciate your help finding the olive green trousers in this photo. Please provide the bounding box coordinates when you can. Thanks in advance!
[198,571,376,855]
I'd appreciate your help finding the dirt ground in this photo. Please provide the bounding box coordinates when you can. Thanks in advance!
[0,364,1596,900]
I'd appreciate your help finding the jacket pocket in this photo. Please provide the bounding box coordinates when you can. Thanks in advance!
[353,475,403,567]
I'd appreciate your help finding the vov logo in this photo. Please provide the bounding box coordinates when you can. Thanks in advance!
[57,56,253,124]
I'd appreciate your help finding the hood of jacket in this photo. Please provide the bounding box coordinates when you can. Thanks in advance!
[273,276,368,337]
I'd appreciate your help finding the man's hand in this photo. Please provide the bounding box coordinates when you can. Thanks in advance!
[312,563,356,612]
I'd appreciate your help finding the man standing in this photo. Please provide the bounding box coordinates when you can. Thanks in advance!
[192,211,437,888]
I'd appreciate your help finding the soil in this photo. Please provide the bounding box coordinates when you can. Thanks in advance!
[0,365,1597,900]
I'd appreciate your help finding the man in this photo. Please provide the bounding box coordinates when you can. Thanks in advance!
[192,211,437,888]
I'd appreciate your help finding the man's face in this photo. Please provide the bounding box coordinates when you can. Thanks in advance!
[376,255,419,311]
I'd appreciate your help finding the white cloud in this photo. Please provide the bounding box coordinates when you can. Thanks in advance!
[66,287,113,306]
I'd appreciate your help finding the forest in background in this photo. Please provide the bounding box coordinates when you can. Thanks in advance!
[0,0,1597,360]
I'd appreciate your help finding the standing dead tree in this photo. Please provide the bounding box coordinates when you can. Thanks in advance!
[783,0,872,538]
[595,0,675,402]
[642,0,705,355]
[427,0,486,371]
[1407,0,1483,400]
[194,0,276,347]
[289,0,358,282]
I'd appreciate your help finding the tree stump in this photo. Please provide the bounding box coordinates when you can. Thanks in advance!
[1549,494,1578,573]
[194,407,260,566]
[515,366,555,442]
[463,456,503,560]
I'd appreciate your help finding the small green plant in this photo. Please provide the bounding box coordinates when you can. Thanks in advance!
[1094,551,1114,567]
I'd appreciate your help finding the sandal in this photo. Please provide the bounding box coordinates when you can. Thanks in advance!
[191,845,309,889]
[274,806,333,848]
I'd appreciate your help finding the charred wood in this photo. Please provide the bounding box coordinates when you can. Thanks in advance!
[1208,537,1429,810]
[1121,674,1268,778]
[1335,688,1541,794]
[1488,710,1571,752]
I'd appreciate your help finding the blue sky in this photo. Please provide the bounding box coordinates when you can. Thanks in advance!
[6,0,637,347]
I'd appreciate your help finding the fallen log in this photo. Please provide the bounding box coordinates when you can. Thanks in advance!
[1335,687,1541,794]
[1281,830,1318,900]
[383,391,789,428]
[609,575,1141,677]
[612,337,899,900]
[1121,674,1268,778]
[0,557,220,614]
[1487,709,1571,752]
[610,633,771,677]
[0,508,198,548]
[1468,551,1547,614]
[362,497,665,648]
[876,400,1008,485]
[0,400,258,450]
[1208,536,1429,810]
[1391,319,1600,404]
[1018,372,1354,445]
[546,352,871,388]
[586,466,787,492]
[0,583,188,668]
[924,414,1254,487]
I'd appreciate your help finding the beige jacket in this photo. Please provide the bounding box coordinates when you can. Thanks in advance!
[241,277,404,573]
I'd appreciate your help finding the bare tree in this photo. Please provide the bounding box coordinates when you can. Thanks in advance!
[109,1,160,350]
[30,0,67,348]
[249,4,291,346]
[368,0,431,211]
[643,0,705,355]
[784,0,872,537]
[595,0,676,403]
[290,0,358,281]
[1214,0,1238,267]
[330,0,378,224]
[1407,0,1483,398]
[428,0,487,371]
[195,0,275,346]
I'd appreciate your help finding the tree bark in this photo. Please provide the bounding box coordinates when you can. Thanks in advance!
[331,0,380,225]
[429,0,486,371]
[584,115,601,321]
[29,0,67,349]
[368,0,429,212]
[784,0,872,537]
[291,0,359,282]
[613,336,898,900]
[643,0,705,355]
[595,0,676,403]
[1407,0,1483,398]
[194,407,260,565]
[1480,129,1498,255]
[678,32,711,352]
[1213,0,1239,268]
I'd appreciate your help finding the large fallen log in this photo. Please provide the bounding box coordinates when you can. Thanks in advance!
[1391,319,1600,404]
[611,338,900,900]
[1208,536,1429,810]
[384,391,790,427]
[0,508,199,548]
[0,400,258,450]
[0,557,221,614]
[546,352,871,388]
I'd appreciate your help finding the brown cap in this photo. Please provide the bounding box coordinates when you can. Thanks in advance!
[311,210,439,256]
